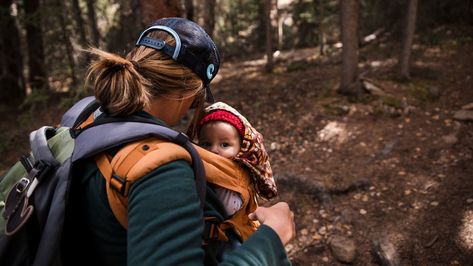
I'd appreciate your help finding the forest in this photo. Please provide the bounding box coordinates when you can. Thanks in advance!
[1,0,473,265]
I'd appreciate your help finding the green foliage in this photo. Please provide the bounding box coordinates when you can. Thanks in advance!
[408,81,439,106]
[18,90,50,128]
[381,95,403,109]
[286,60,312,72]
[322,103,349,116]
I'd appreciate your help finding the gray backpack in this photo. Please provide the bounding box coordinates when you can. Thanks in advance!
[0,97,206,266]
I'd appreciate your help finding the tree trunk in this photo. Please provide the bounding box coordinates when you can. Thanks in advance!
[338,0,361,96]
[264,0,273,72]
[184,0,193,21]
[106,0,142,53]
[86,0,101,46]
[203,0,216,37]
[318,0,325,55]
[0,0,25,105]
[24,0,47,91]
[277,7,283,50]
[57,0,77,87]
[71,0,87,47]
[71,0,90,71]
[139,0,182,26]
[398,0,418,79]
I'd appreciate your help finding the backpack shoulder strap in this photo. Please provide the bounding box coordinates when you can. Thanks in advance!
[95,138,191,228]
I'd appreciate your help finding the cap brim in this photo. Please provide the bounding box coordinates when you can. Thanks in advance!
[205,85,214,103]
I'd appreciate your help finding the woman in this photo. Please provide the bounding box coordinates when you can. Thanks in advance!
[65,18,295,265]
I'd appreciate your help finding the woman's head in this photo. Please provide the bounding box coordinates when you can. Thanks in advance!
[86,18,220,120]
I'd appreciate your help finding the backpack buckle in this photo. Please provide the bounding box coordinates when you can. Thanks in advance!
[202,217,228,244]
[110,173,130,196]
[15,177,30,193]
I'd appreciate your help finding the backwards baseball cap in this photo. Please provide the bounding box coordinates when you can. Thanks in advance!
[135,17,220,102]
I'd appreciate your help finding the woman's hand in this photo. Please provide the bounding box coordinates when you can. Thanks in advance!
[248,202,295,246]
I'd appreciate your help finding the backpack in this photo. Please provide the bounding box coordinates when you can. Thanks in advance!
[0,97,208,266]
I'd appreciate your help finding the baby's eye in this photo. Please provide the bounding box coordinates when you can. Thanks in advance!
[220,143,230,148]
[200,142,211,148]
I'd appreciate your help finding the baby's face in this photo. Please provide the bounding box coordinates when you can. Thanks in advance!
[198,121,241,159]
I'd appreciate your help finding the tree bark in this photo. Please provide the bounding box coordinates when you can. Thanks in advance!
[24,0,47,91]
[184,0,193,21]
[264,0,273,72]
[318,0,325,55]
[203,0,216,37]
[86,0,101,46]
[338,0,361,96]
[0,0,25,105]
[57,0,77,87]
[398,0,418,79]
[139,0,182,26]
[106,0,142,53]
[71,0,87,47]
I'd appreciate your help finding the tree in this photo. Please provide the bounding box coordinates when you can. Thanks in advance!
[338,0,362,96]
[184,0,194,21]
[106,0,142,53]
[317,0,326,55]
[57,0,77,86]
[24,0,47,90]
[203,0,216,37]
[0,0,25,105]
[398,0,418,79]
[263,0,273,72]
[86,0,101,46]
[71,0,90,71]
[71,0,87,47]
[139,0,182,26]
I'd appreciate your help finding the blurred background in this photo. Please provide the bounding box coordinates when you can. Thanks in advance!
[1,1,473,265]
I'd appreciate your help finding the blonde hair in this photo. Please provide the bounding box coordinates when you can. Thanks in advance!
[85,31,204,117]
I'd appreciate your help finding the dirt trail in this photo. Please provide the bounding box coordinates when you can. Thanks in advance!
[213,34,473,265]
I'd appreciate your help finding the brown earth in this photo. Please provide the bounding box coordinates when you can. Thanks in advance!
[1,26,472,265]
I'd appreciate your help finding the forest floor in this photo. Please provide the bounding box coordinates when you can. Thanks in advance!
[1,26,473,265]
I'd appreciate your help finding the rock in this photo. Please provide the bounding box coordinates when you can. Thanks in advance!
[312,233,322,241]
[360,209,367,215]
[329,235,357,264]
[362,79,386,96]
[318,122,348,145]
[466,198,473,204]
[371,238,400,266]
[462,102,473,110]
[442,134,458,145]
[318,226,327,235]
[285,244,294,253]
[270,142,281,150]
[428,86,440,98]
[453,110,473,121]
[300,228,309,236]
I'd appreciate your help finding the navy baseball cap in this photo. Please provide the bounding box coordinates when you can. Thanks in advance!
[135,17,220,103]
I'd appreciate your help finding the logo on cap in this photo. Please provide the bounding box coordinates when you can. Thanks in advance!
[206,64,215,80]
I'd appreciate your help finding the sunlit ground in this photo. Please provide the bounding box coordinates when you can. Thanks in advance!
[459,210,473,250]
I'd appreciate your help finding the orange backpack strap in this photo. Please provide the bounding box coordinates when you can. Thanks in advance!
[96,138,259,241]
[95,138,191,228]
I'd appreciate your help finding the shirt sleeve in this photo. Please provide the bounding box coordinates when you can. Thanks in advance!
[127,160,291,266]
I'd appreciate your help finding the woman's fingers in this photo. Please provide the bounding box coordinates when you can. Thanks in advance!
[249,202,295,246]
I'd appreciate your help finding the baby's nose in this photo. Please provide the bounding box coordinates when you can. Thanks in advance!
[210,145,220,155]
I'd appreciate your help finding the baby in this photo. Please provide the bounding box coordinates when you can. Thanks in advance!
[196,102,277,216]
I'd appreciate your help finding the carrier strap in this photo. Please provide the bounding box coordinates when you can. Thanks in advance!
[95,138,193,229]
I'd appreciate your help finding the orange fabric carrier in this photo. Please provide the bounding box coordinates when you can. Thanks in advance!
[94,138,260,241]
